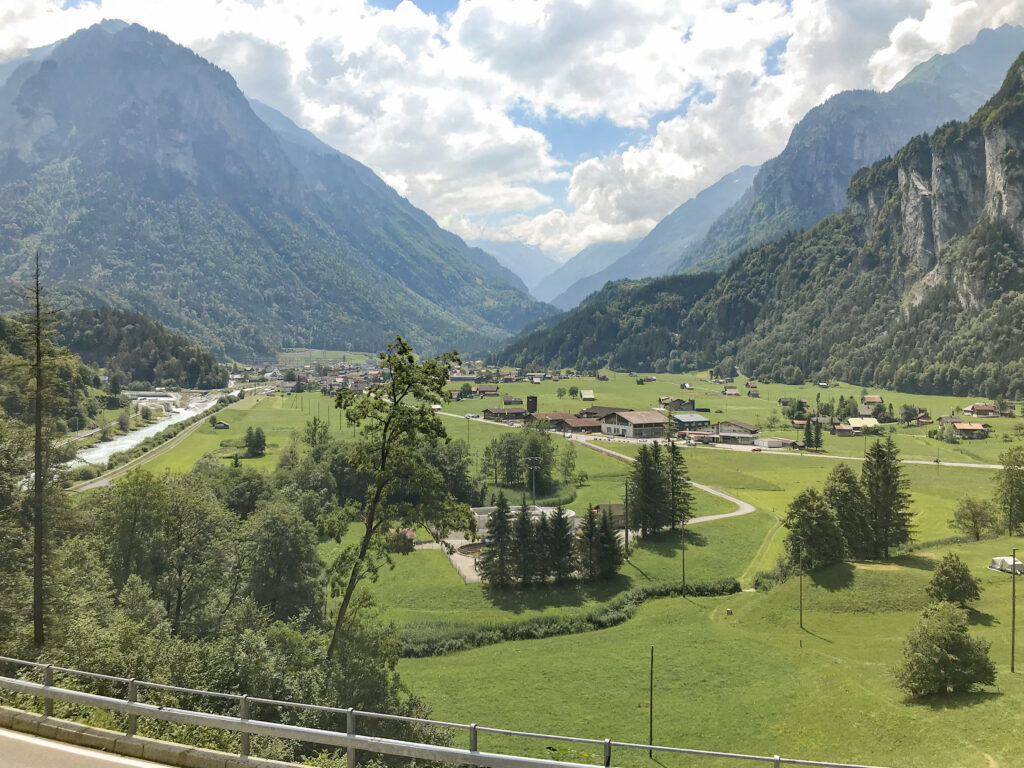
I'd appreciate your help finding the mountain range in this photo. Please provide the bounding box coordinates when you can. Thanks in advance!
[0,21,554,360]
[493,47,1024,399]
[548,24,1024,310]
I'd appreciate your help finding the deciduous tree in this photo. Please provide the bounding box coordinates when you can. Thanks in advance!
[782,488,846,570]
[995,446,1024,535]
[894,602,994,697]
[949,497,998,541]
[926,553,981,608]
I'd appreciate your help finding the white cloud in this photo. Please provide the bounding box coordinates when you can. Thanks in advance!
[2,0,1023,258]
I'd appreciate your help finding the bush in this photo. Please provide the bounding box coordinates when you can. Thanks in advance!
[893,602,995,697]
[400,578,740,657]
[926,553,981,607]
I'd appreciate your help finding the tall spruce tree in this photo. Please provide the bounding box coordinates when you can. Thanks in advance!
[813,420,823,450]
[823,463,872,558]
[479,492,513,588]
[803,418,813,449]
[535,513,552,585]
[995,446,1024,535]
[511,506,536,585]
[861,437,912,558]
[578,508,600,581]
[597,510,623,579]
[546,506,576,584]
[664,439,694,529]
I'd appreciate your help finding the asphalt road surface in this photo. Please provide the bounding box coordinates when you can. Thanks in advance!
[0,728,169,767]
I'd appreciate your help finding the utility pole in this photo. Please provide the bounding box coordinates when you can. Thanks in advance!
[799,547,804,630]
[624,481,630,559]
[1013,547,1017,673]
[648,646,654,756]
[523,456,541,506]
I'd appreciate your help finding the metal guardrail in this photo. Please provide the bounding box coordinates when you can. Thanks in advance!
[0,656,890,768]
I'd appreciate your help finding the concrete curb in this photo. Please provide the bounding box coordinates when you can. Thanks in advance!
[0,706,301,768]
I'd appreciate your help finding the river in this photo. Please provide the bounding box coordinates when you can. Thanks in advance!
[72,397,220,468]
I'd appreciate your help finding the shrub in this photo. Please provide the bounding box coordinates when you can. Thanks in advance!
[926,553,981,607]
[894,602,995,697]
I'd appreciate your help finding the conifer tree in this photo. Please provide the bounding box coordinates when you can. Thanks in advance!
[664,439,694,529]
[803,417,813,449]
[861,436,912,558]
[597,510,623,579]
[823,463,871,558]
[577,508,600,581]
[479,492,513,588]
[546,506,576,584]
[511,505,536,585]
[813,420,823,450]
[782,487,846,570]
[535,513,552,585]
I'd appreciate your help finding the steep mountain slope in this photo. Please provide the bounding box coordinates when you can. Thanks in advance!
[467,239,559,293]
[535,238,639,305]
[674,24,1024,275]
[552,165,757,309]
[0,22,552,359]
[494,50,1024,399]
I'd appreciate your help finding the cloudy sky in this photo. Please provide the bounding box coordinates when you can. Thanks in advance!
[2,0,1024,259]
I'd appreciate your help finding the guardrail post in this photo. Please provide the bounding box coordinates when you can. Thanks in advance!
[603,738,611,767]
[773,756,781,768]
[469,723,477,752]
[43,665,53,717]
[126,679,137,736]
[346,707,357,768]
[239,695,250,759]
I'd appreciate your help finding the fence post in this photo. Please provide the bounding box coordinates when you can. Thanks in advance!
[603,738,611,767]
[773,756,781,768]
[239,695,250,759]
[469,723,477,752]
[126,679,137,736]
[347,707,356,768]
[43,665,53,717]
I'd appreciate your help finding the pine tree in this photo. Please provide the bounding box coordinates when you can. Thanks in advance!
[782,487,847,570]
[596,510,623,579]
[664,439,694,529]
[546,506,576,584]
[511,506,536,585]
[803,417,813,449]
[813,420,823,450]
[861,437,912,558]
[629,444,666,536]
[823,463,872,558]
[577,508,600,581]
[479,492,513,588]
[535,513,551,585]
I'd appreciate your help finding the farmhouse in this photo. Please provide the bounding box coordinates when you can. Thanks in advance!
[658,397,695,410]
[580,389,596,401]
[482,407,528,421]
[673,413,712,431]
[600,410,669,439]
[722,385,740,396]
[475,384,500,397]
[862,395,883,405]
[551,416,601,434]
[747,388,760,398]
[848,417,880,433]
[964,402,998,418]
[832,424,855,437]
[578,405,631,419]
[953,422,988,439]
[712,420,760,445]
[526,411,573,426]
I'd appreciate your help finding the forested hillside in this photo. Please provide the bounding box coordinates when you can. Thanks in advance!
[493,50,1024,400]
[0,22,552,360]
[59,308,227,390]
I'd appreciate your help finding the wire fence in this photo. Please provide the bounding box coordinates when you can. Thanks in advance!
[0,655,891,768]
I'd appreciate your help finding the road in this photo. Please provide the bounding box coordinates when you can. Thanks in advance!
[0,728,169,767]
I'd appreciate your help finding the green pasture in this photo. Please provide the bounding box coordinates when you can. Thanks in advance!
[276,348,374,366]
[399,534,1024,768]
[443,370,1024,464]
[320,510,775,629]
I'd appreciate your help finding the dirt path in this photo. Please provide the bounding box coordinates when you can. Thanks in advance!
[579,440,757,524]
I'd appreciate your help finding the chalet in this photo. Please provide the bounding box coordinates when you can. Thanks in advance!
[777,397,791,407]
[580,390,596,401]
[832,424,855,437]
[938,415,962,425]
[722,385,740,396]
[475,384,500,397]
[857,405,874,417]
[551,416,602,434]
[577,405,631,420]
[597,373,609,381]
[745,381,757,388]
[747,388,760,398]
[482,407,528,421]
[915,412,933,426]
[861,395,883,405]
[503,396,523,406]
[964,403,999,418]
[659,397,695,410]
[526,411,573,426]
[953,422,988,439]
[600,410,669,439]
[848,417,880,433]
[673,413,712,431]
[712,420,760,445]
[447,390,462,401]
[213,421,230,430]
